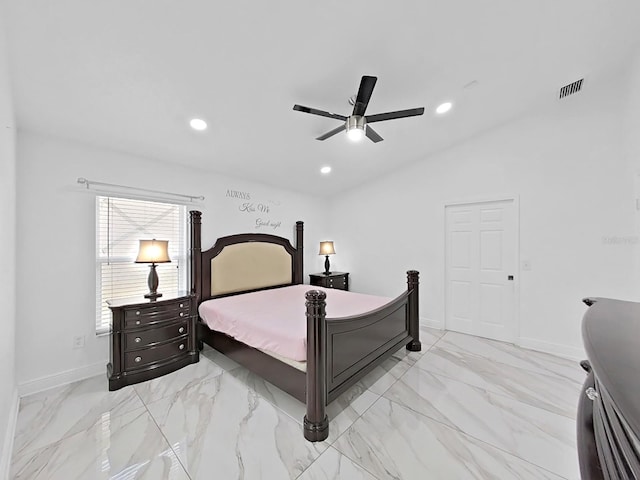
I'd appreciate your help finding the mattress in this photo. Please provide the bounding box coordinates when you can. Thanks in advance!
[198,284,391,362]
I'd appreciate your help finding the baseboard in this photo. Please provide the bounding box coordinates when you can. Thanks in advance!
[517,336,586,361]
[0,388,19,480]
[18,361,106,398]
[420,316,444,330]
[419,319,584,361]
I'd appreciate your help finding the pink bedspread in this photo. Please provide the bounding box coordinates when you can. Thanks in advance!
[198,284,391,362]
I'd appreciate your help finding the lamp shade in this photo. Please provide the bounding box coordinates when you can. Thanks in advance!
[319,241,335,256]
[135,239,171,264]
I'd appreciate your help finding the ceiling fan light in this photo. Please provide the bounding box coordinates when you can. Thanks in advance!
[347,127,365,141]
[346,115,366,142]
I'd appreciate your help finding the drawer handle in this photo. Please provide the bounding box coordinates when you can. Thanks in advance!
[135,320,141,325]
[136,311,141,316]
[179,344,184,350]
[179,312,184,317]
[586,387,599,401]
[178,327,185,334]
[134,356,142,363]
[134,337,141,343]
[180,303,184,308]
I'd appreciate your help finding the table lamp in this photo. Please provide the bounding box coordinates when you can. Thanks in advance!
[135,239,171,299]
[319,241,335,275]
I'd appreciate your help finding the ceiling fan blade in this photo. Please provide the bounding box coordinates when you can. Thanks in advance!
[293,104,347,121]
[316,125,345,141]
[352,76,377,117]
[366,126,383,143]
[365,107,425,123]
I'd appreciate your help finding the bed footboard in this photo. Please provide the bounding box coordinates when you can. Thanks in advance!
[304,270,420,442]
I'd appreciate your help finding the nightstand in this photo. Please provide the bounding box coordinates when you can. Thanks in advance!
[107,292,199,391]
[309,272,349,291]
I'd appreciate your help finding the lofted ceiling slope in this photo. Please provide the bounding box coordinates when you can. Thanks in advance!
[4,1,640,195]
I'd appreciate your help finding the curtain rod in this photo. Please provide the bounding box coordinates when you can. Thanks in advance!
[77,177,205,202]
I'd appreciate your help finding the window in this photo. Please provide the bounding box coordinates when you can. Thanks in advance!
[96,196,187,334]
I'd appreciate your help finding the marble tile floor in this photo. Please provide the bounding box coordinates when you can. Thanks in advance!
[10,327,584,479]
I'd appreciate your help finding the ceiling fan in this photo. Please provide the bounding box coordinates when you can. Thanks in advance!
[293,75,424,143]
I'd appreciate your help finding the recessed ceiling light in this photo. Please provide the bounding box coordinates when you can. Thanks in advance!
[435,102,452,115]
[320,166,331,174]
[190,118,207,131]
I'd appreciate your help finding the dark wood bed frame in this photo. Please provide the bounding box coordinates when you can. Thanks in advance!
[189,210,421,441]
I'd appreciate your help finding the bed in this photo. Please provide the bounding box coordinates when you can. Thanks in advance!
[189,210,421,441]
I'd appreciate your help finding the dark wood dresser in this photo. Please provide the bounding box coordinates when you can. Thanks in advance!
[107,292,199,391]
[309,272,349,291]
[579,297,640,479]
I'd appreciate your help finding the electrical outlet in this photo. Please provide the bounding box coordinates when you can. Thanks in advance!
[521,260,532,271]
[73,335,85,349]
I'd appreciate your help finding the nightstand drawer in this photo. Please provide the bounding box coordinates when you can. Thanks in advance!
[124,320,189,351]
[327,277,345,289]
[124,300,190,327]
[124,337,189,370]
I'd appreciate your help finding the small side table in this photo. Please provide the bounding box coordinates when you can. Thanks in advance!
[107,292,199,391]
[309,272,350,291]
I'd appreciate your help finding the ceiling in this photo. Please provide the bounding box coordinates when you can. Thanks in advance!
[5,1,640,196]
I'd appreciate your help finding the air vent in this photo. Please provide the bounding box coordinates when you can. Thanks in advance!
[559,78,584,99]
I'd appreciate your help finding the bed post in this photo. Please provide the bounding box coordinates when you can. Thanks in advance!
[304,290,329,442]
[294,221,304,284]
[406,270,421,352]
[189,211,202,302]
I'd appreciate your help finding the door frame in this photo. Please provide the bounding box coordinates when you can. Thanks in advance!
[443,194,521,343]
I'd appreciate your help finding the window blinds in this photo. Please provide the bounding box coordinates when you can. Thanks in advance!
[96,196,187,334]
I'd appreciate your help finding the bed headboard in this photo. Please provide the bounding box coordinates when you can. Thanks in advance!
[189,211,304,303]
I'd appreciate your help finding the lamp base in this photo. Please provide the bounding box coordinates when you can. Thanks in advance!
[145,263,162,300]
[324,255,331,276]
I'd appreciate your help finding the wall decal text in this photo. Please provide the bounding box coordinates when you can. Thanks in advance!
[226,189,251,200]
[225,188,282,230]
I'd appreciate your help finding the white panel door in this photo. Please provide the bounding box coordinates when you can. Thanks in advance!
[445,199,516,342]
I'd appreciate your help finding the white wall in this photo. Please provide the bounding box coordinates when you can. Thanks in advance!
[0,0,18,474]
[624,51,640,289]
[329,73,637,359]
[15,132,328,390]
